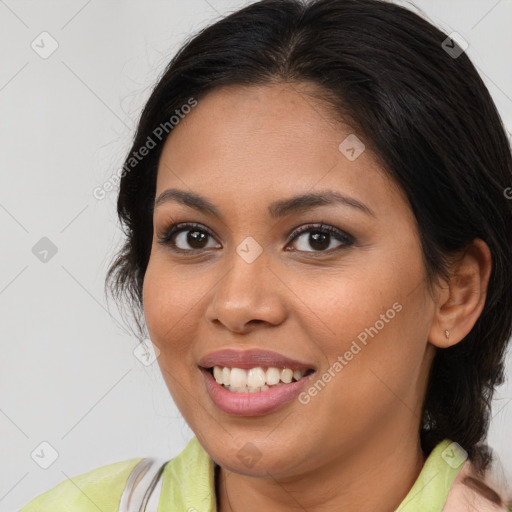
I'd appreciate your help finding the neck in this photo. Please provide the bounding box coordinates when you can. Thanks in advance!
[215,432,425,512]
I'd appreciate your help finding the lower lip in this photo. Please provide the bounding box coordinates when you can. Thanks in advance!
[200,367,314,416]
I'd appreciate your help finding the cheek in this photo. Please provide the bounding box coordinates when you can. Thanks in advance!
[142,265,167,338]
[143,266,193,408]
[298,264,397,343]
[142,258,208,374]
[144,257,190,332]
[143,261,183,356]
[304,249,431,391]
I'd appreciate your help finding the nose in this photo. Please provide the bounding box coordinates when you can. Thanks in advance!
[204,244,287,334]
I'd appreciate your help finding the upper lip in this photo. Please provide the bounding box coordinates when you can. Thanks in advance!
[198,349,316,371]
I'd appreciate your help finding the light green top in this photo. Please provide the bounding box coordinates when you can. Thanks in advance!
[19,438,462,511]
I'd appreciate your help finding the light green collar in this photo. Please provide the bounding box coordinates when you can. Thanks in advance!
[396,439,465,511]
[160,436,217,512]
[160,437,463,512]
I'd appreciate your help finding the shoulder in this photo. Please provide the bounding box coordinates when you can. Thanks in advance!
[444,456,511,512]
[19,457,144,512]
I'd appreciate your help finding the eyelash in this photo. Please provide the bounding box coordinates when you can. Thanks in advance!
[157,222,355,256]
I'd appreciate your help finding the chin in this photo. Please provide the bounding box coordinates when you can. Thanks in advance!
[208,438,308,477]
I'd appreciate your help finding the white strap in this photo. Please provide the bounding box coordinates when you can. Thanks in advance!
[145,471,164,512]
[118,458,168,512]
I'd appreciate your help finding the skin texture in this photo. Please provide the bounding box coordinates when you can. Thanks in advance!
[142,82,492,512]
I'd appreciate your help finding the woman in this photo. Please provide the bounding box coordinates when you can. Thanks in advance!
[20,0,512,510]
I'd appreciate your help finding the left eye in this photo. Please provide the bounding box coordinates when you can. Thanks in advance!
[157,222,354,254]
[288,223,354,253]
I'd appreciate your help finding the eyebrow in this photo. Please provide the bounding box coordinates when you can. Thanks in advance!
[154,188,375,220]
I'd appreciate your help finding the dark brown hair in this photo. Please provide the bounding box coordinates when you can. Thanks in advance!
[105,0,512,475]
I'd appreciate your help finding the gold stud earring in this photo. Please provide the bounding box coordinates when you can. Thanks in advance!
[445,330,450,340]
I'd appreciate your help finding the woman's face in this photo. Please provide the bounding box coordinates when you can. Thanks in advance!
[143,82,438,477]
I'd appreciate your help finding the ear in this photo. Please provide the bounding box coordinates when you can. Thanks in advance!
[428,238,492,349]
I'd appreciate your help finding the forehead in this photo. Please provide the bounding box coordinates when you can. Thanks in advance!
[155,82,404,215]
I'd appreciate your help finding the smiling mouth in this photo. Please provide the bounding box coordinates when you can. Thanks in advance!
[206,365,315,393]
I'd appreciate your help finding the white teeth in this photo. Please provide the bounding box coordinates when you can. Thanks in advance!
[280,368,293,384]
[266,367,281,385]
[230,368,247,388]
[293,369,305,381]
[213,366,223,382]
[247,367,266,387]
[211,365,309,390]
[221,367,231,386]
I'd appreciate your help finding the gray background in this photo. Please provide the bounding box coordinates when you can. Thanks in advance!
[1,1,511,510]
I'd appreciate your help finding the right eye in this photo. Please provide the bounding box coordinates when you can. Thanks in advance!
[157,222,221,253]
